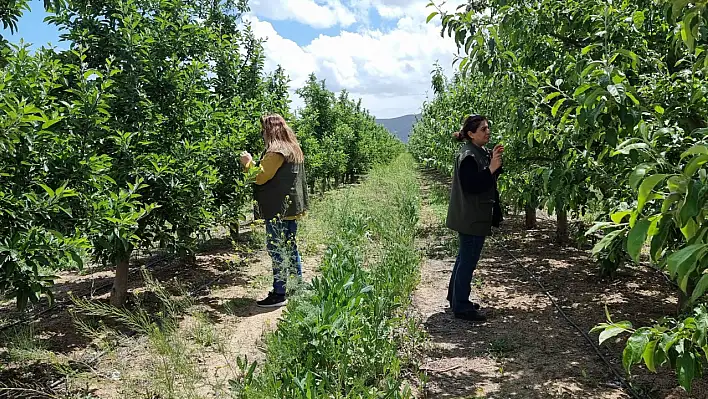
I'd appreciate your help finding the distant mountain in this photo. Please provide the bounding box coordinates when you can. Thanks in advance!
[376,114,420,143]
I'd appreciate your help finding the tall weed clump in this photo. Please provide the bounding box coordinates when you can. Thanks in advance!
[236,154,423,398]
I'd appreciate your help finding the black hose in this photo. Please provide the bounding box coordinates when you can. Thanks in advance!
[490,236,647,399]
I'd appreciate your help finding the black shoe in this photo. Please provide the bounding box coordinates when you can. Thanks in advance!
[256,292,287,308]
[454,310,487,322]
[447,298,481,311]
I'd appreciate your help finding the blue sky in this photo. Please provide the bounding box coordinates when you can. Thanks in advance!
[2,0,464,118]
[2,1,62,48]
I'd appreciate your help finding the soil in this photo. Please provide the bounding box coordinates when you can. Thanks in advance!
[0,225,321,398]
[412,174,708,399]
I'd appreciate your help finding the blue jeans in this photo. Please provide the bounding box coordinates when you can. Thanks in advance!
[265,219,303,295]
[447,233,486,313]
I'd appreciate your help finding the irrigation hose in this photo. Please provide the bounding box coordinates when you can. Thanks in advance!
[489,236,647,399]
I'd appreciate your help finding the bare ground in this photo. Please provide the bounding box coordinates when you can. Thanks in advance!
[0,224,322,398]
[412,173,708,399]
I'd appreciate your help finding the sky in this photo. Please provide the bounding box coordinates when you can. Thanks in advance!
[2,0,466,119]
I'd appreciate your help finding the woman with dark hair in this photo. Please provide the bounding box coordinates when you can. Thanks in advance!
[446,114,504,322]
[240,113,309,308]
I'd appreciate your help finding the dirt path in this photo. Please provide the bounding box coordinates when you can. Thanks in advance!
[412,175,707,399]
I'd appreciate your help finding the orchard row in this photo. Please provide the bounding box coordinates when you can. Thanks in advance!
[411,0,707,391]
[0,0,402,308]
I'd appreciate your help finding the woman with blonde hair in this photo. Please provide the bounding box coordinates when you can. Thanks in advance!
[240,113,309,307]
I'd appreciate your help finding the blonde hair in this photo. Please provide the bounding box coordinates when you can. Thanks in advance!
[260,113,304,163]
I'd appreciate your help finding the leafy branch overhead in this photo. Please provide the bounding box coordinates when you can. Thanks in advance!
[412,0,708,392]
[0,0,402,308]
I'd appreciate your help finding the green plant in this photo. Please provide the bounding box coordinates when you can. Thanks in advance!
[233,155,421,398]
[1,0,404,310]
[416,0,707,392]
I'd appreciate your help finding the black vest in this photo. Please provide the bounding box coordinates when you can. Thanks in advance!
[446,142,497,236]
[253,152,309,221]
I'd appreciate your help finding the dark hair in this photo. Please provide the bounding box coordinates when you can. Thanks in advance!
[453,114,488,142]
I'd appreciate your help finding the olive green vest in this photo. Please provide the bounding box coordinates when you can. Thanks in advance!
[253,152,309,221]
[446,142,496,236]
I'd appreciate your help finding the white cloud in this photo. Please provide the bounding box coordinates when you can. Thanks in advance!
[249,0,356,29]
[246,1,468,118]
[359,0,467,22]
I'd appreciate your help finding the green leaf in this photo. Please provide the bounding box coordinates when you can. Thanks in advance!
[681,218,698,240]
[684,154,708,177]
[643,340,658,372]
[682,9,698,51]
[651,216,672,261]
[573,84,592,97]
[38,183,55,198]
[666,244,707,280]
[672,0,691,20]
[627,218,651,263]
[611,210,632,224]
[616,49,640,70]
[599,324,631,345]
[581,61,603,77]
[583,88,604,107]
[586,222,615,236]
[626,92,640,105]
[679,180,702,225]
[544,92,561,103]
[551,98,566,117]
[690,274,708,303]
[42,118,61,130]
[560,107,574,126]
[623,329,650,373]
[681,145,708,159]
[426,12,438,23]
[677,351,696,391]
[629,163,654,190]
[70,251,84,269]
[582,44,600,55]
[613,142,648,155]
[632,11,645,28]
[654,105,665,114]
[637,174,669,214]
[593,229,624,256]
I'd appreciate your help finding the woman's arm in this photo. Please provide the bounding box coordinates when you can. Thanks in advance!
[459,157,496,194]
[246,152,285,185]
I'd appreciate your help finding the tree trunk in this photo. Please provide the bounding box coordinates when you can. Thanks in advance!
[229,222,239,242]
[556,210,569,244]
[525,205,537,230]
[177,230,196,264]
[111,252,131,307]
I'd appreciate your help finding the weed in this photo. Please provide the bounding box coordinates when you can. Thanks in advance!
[488,337,515,360]
[189,312,221,348]
[69,268,216,399]
[235,154,423,398]
[221,298,252,315]
[2,324,51,364]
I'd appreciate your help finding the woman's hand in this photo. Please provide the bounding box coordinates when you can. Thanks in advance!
[240,151,253,167]
[490,144,504,174]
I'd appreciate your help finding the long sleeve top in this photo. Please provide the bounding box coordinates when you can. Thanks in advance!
[459,157,502,194]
